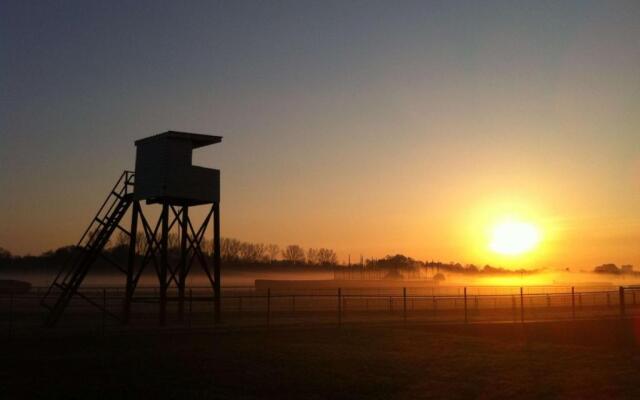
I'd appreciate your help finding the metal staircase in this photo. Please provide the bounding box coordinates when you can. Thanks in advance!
[41,171,135,326]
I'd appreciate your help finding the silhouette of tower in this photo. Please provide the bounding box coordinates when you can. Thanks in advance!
[41,131,222,326]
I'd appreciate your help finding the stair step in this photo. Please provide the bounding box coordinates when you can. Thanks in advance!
[43,170,135,325]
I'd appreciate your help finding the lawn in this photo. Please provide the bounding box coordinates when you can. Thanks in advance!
[2,319,640,399]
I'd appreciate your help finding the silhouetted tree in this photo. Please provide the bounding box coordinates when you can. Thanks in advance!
[265,244,280,262]
[282,245,305,264]
[135,231,148,256]
[483,265,499,273]
[368,254,420,270]
[0,247,12,267]
[0,247,11,260]
[316,248,338,265]
[594,264,620,274]
[106,231,130,263]
[40,246,78,267]
[109,231,129,250]
[168,233,180,251]
[221,238,242,261]
[239,242,266,262]
[307,248,319,265]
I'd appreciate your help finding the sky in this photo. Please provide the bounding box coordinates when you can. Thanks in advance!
[1,1,639,269]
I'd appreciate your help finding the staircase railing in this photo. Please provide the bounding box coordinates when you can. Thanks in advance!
[41,170,135,311]
[76,170,135,251]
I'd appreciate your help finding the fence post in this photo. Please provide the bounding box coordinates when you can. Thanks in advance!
[463,287,468,324]
[343,293,346,316]
[102,288,107,335]
[433,296,437,318]
[9,291,14,341]
[520,287,524,323]
[547,294,551,308]
[338,288,342,326]
[267,288,271,326]
[578,292,582,308]
[619,286,625,318]
[571,287,575,319]
[403,287,407,323]
[189,288,193,328]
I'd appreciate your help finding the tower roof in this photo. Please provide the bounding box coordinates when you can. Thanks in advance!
[135,130,222,148]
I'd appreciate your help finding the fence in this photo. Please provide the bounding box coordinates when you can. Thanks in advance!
[2,285,640,336]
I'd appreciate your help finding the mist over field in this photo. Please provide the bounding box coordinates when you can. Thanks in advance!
[5,266,640,292]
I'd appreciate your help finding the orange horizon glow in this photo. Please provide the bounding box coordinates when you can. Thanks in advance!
[2,2,639,273]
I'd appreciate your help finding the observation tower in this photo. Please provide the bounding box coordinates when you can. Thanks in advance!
[41,131,222,326]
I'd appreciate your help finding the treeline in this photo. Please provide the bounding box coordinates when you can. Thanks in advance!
[219,239,338,265]
[1,244,541,275]
[4,244,639,277]
[115,233,339,265]
[0,237,340,272]
[364,254,538,275]
[593,263,636,275]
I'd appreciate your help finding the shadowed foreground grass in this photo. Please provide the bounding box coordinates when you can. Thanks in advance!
[2,319,640,399]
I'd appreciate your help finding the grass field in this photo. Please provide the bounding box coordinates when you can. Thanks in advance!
[3,319,640,399]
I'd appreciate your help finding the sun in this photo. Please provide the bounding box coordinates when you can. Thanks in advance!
[489,219,541,256]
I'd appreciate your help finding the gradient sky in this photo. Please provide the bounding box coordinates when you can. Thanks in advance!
[1,1,639,269]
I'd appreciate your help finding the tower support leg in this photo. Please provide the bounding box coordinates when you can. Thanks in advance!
[214,202,221,323]
[178,205,189,321]
[123,201,139,324]
[159,202,169,326]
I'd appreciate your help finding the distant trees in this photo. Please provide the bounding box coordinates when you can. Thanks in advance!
[0,247,11,260]
[282,245,306,264]
[2,241,596,277]
[215,241,334,265]
[361,256,538,278]
[220,239,280,263]
[265,244,280,263]
[239,242,266,262]
[0,238,340,273]
[594,263,620,274]
[221,238,242,261]
[594,263,635,275]
[0,247,12,268]
[307,248,319,265]
[105,234,338,267]
[307,248,338,265]
[367,254,421,270]
[621,265,634,274]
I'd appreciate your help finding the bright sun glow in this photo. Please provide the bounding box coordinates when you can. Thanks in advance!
[489,220,541,256]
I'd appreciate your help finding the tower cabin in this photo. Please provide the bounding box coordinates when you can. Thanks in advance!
[134,131,221,205]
